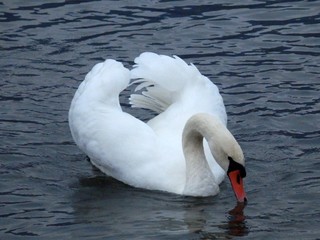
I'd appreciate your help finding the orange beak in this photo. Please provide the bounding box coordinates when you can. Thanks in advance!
[228,170,247,202]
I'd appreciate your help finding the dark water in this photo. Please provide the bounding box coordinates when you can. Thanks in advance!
[1,0,319,239]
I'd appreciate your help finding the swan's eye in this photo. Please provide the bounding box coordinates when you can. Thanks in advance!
[236,173,241,184]
[227,156,246,178]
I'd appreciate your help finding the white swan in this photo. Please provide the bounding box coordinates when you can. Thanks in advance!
[69,52,247,202]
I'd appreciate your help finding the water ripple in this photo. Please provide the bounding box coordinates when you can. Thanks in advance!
[1,0,320,239]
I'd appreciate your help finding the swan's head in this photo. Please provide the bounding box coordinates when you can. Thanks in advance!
[217,136,247,203]
[226,156,247,203]
[206,120,247,203]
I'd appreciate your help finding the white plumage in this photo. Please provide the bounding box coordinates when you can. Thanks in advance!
[69,52,243,197]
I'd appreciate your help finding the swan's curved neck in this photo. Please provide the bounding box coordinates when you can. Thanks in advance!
[182,113,235,196]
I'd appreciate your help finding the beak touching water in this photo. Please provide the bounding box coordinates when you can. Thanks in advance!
[227,157,247,203]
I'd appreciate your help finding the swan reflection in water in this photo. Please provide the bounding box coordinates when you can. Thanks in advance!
[72,174,249,239]
[226,202,248,236]
[183,199,248,238]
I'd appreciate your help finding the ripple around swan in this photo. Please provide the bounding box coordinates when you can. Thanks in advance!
[1,0,320,239]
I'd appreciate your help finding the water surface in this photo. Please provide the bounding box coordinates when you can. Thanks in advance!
[1,0,319,239]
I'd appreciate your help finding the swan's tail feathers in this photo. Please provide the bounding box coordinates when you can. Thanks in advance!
[130,52,202,113]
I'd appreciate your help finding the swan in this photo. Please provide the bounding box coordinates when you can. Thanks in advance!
[69,52,247,202]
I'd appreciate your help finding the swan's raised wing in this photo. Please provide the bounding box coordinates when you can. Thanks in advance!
[69,59,172,190]
[130,52,226,134]
[130,52,227,184]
